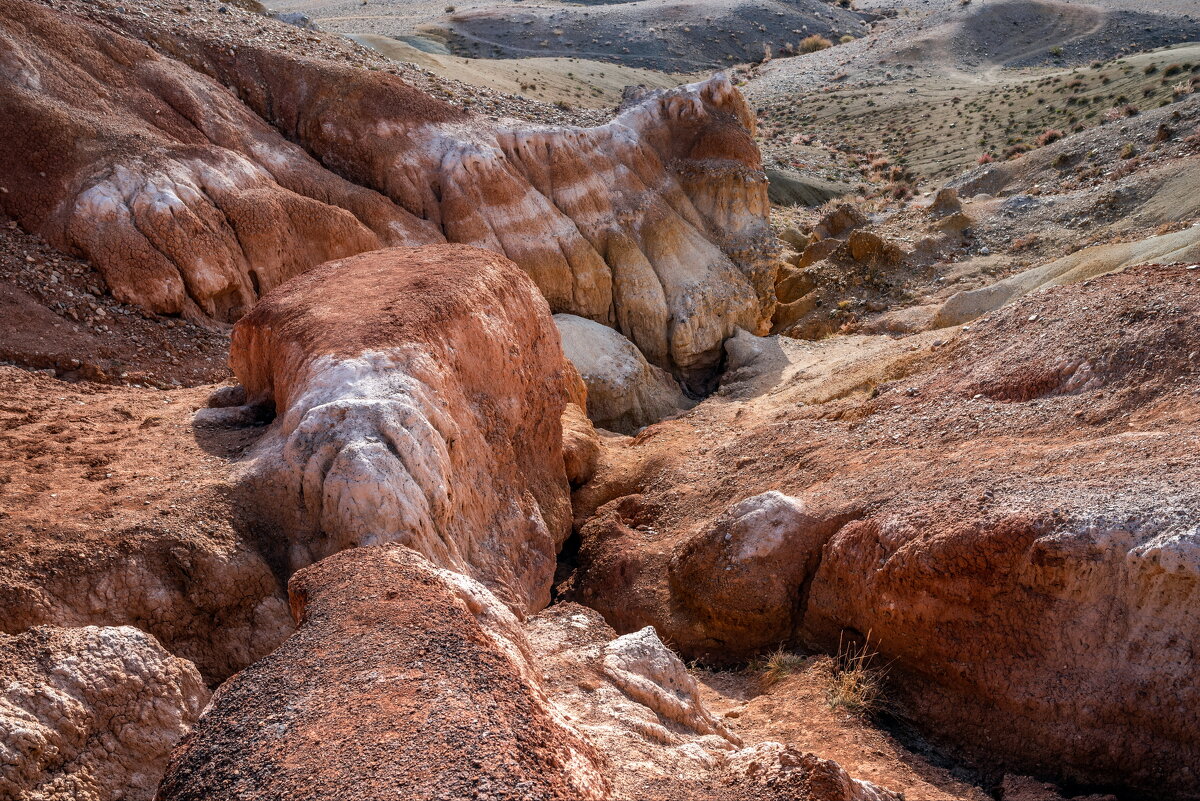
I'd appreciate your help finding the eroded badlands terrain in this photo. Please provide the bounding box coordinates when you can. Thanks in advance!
[1,0,1198,799]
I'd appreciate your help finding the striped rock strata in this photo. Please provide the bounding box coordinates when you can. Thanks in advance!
[0,0,775,385]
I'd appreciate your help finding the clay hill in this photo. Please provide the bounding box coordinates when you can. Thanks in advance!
[1,0,1199,800]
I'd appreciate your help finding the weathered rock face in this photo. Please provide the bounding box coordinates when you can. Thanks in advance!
[803,510,1200,796]
[0,0,436,322]
[555,313,695,434]
[158,545,610,801]
[667,492,851,658]
[525,603,899,801]
[0,625,208,801]
[222,245,575,613]
[567,264,1200,797]
[0,533,294,686]
[1,0,775,384]
[160,545,899,801]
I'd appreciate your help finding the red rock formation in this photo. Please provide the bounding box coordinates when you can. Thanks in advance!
[222,244,576,613]
[568,264,1200,797]
[157,545,610,801]
[0,0,434,321]
[0,0,775,383]
[159,544,901,801]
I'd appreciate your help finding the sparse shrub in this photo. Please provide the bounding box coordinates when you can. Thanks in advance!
[977,152,995,164]
[1164,63,1183,77]
[1037,128,1064,146]
[1144,64,1158,75]
[827,633,887,716]
[444,4,454,10]
[799,34,833,53]
[1004,142,1032,159]
[1120,142,1137,159]
[1013,233,1040,250]
[1049,46,1063,58]
[840,35,855,44]
[1105,103,1139,121]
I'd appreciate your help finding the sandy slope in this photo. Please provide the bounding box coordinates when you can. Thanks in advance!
[350,33,700,106]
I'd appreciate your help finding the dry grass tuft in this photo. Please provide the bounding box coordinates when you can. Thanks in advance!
[747,645,809,688]
[826,631,888,716]
[800,35,833,54]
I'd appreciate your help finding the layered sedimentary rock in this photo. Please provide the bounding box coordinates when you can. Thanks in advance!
[0,625,208,801]
[0,0,775,383]
[220,245,576,613]
[555,313,695,433]
[569,264,1200,797]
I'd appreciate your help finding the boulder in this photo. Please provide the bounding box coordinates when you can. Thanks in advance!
[925,187,962,216]
[227,245,577,613]
[555,313,695,434]
[0,625,208,801]
[812,203,868,240]
[779,227,811,252]
[599,626,740,743]
[668,492,847,656]
[845,230,906,266]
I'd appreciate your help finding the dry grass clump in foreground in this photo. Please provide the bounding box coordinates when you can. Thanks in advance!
[746,645,810,688]
[827,632,888,717]
[800,35,833,54]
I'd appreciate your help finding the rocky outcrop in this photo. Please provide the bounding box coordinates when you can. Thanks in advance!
[0,0,775,383]
[158,545,610,801]
[525,603,899,801]
[555,313,695,434]
[0,625,208,801]
[925,187,962,217]
[803,508,1200,797]
[220,245,576,613]
[161,543,900,801]
[812,203,867,241]
[567,264,1200,797]
[0,533,293,685]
